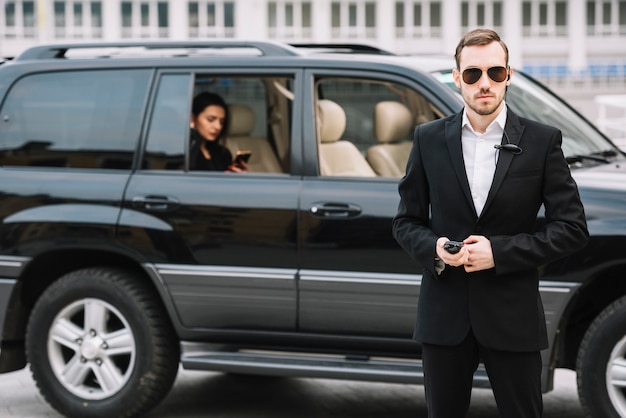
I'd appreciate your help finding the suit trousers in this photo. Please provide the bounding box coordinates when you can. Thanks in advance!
[421,329,543,418]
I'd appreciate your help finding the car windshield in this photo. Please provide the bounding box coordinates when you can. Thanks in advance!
[432,70,618,160]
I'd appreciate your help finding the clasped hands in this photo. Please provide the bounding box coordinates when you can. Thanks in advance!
[436,235,495,273]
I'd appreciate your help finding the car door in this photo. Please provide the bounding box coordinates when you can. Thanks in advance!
[120,69,301,333]
[298,69,452,339]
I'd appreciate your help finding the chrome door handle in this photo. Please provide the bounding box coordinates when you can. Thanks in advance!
[132,195,180,211]
[309,202,362,218]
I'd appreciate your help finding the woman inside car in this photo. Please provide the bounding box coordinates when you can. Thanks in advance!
[189,92,247,172]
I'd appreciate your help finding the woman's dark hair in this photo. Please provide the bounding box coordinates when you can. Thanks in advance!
[191,92,229,143]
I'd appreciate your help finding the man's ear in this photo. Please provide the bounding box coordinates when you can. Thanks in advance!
[452,68,461,88]
[190,116,195,129]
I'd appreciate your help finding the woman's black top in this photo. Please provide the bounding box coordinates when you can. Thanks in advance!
[189,130,233,171]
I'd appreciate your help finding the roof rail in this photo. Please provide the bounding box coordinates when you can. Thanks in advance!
[15,40,301,60]
[289,43,395,56]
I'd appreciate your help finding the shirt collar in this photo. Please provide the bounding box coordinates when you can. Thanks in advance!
[462,103,508,134]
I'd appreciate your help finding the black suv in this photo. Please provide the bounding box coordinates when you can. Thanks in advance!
[0,41,624,418]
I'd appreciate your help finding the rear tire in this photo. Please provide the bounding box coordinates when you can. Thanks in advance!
[577,295,626,418]
[26,267,179,418]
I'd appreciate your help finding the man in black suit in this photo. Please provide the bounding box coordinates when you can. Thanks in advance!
[392,28,588,417]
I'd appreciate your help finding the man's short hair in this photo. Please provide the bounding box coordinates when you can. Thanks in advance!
[455,28,509,70]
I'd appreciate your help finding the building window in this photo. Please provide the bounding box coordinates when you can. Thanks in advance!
[476,2,485,26]
[207,3,216,26]
[523,1,532,27]
[555,1,566,30]
[349,4,357,27]
[224,2,233,27]
[122,2,132,28]
[522,0,567,37]
[396,2,404,29]
[302,2,311,27]
[331,1,377,39]
[5,3,16,28]
[267,1,312,40]
[188,1,235,38]
[121,1,169,38]
[414,2,422,26]
[91,1,102,37]
[365,2,376,32]
[74,3,83,27]
[395,1,441,38]
[189,2,199,28]
[268,2,277,27]
[332,2,340,28]
[158,2,168,28]
[539,2,547,25]
[461,1,503,33]
[285,3,293,26]
[141,3,150,26]
[603,1,611,24]
[54,1,66,38]
[430,1,441,33]
[586,0,623,35]
[23,1,35,37]
[66,1,96,39]
[493,2,502,26]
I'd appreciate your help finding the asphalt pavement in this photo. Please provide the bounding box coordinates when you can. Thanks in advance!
[0,366,583,418]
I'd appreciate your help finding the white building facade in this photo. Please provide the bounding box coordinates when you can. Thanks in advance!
[1,0,625,79]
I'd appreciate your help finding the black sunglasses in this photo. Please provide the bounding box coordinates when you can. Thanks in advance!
[462,66,508,84]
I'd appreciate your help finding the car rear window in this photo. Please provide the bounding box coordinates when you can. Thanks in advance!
[0,69,151,169]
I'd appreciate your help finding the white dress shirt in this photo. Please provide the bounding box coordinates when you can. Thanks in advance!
[461,105,508,216]
[435,105,508,275]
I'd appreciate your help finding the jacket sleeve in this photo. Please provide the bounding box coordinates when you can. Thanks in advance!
[490,128,589,274]
[392,124,439,273]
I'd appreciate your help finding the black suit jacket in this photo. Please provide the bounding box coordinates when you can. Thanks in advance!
[392,109,588,352]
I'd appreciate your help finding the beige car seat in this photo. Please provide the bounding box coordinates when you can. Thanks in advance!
[317,99,376,177]
[226,104,283,173]
[366,101,414,177]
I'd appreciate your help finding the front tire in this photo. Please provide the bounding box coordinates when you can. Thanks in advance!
[26,267,179,418]
[577,295,626,418]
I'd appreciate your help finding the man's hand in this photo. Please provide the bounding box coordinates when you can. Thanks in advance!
[436,235,495,273]
[462,235,495,272]
[436,237,469,267]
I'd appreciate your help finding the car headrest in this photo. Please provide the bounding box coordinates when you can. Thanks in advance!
[228,104,256,136]
[373,101,413,144]
[317,99,346,144]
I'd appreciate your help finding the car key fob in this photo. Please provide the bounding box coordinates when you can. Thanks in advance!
[443,240,464,254]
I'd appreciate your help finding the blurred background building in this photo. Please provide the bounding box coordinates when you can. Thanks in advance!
[1,0,626,130]
[2,1,626,71]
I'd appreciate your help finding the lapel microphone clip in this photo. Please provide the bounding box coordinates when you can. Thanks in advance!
[494,143,522,154]
[494,130,522,155]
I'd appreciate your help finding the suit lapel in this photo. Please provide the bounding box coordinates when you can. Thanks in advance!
[481,111,525,217]
[445,113,476,216]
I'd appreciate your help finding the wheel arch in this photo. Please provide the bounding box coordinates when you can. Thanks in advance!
[1,248,176,372]
[555,262,626,370]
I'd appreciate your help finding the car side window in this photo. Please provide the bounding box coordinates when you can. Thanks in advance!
[0,70,150,169]
[142,73,191,170]
[315,77,441,178]
[142,74,294,174]
[192,75,293,174]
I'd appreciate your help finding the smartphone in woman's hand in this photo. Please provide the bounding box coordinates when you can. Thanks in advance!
[234,150,252,167]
